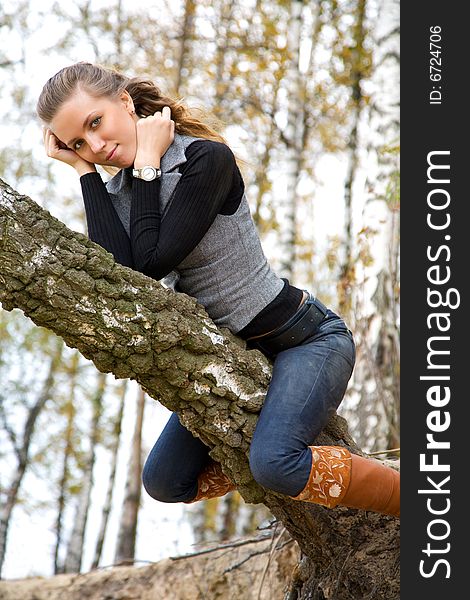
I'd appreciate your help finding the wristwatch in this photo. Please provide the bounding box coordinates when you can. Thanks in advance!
[132,166,162,181]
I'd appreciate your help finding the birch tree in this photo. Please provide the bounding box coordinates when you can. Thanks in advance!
[366,0,400,451]
[63,372,106,573]
[339,0,400,452]
[0,1,399,592]
[53,351,80,574]
[0,177,400,598]
[174,0,197,95]
[91,380,127,569]
[336,0,371,316]
[0,335,63,577]
[278,0,303,278]
[114,387,145,565]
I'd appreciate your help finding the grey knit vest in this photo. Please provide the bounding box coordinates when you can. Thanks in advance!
[105,133,284,332]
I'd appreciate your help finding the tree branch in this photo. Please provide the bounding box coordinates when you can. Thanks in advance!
[0,177,399,598]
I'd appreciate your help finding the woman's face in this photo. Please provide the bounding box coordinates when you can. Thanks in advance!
[50,88,138,168]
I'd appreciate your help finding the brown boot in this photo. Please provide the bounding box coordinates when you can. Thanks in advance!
[291,446,400,517]
[185,460,236,504]
[292,446,352,508]
[341,453,400,517]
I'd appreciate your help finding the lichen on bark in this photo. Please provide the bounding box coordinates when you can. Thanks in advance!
[1,178,400,599]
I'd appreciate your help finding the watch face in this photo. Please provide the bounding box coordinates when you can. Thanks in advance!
[142,166,156,181]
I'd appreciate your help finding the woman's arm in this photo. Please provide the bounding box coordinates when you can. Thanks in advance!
[80,173,134,268]
[43,127,135,268]
[130,140,242,280]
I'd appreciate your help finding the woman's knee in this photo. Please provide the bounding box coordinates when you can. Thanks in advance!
[249,440,300,496]
[142,459,195,503]
[142,461,170,502]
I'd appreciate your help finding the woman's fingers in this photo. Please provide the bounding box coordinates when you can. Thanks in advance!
[48,132,60,157]
[149,106,171,120]
[135,106,174,165]
[138,107,172,122]
[42,127,77,166]
[43,128,55,156]
[44,128,58,150]
[43,127,52,148]
[160,106,171,120]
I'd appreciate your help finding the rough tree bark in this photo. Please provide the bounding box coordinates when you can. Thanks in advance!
[0,178,399,599]
[0,529,300,600]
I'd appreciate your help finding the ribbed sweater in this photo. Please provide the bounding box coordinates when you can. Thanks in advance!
[80,138,302,337]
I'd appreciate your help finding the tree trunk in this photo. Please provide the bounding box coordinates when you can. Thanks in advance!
[371,268,400,449]
[174,0,196,95]
[55,351,79,574]
[0,178,399,598]
[279,0,304,279]
[0,528,299,600]
[212,0,236,117]
[114,387,145,565]
[370,0,400,451]
[63,372,106,573]
[91,380,127,569]
[343,0,400,453]
[0,338,63,577]
[338,0,368,317]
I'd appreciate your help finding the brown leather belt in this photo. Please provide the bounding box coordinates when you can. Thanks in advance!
[247,294,328,357]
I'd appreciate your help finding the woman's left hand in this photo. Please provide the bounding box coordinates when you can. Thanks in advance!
[134,106,175,169]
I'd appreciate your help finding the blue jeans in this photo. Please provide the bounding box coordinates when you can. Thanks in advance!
[142,307,355,502]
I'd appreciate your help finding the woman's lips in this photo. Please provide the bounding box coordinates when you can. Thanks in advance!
[106,145,117,160]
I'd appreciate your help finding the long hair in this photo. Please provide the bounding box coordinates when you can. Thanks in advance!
[36,62,230,170]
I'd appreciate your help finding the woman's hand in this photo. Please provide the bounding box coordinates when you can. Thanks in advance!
[43,128,96,176]
[134,106,175,169]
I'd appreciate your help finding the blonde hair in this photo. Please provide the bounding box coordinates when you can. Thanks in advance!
[36,62,232,175]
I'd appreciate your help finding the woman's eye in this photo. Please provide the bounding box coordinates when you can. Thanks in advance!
[72,117,100,150]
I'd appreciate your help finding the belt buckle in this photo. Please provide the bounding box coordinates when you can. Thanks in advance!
[305,293,327,315]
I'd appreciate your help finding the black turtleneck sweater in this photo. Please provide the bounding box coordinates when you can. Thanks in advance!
[80,139,303,339]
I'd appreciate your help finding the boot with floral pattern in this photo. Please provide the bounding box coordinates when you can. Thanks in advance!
[185,460,236,504]
[292,446,400,517]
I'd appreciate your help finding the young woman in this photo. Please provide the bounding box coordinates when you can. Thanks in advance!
[37,62,399,516]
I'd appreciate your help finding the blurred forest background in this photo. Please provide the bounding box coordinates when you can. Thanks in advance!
[0,0,399,582]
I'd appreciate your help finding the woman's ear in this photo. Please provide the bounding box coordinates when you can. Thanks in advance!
[121,91,135,114]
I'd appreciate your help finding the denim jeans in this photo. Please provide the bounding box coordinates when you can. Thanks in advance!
[142,307,356,502]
